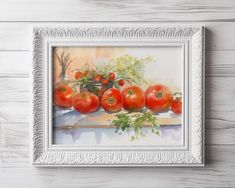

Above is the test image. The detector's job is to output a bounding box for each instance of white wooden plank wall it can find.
[0,1,235,187]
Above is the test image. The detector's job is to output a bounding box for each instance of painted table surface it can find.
[53,108,182,145]
[1,0,235,187]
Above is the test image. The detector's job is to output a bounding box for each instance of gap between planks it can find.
[1,50,235,77]
[1,22,235,51]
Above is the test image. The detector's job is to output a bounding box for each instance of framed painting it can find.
[32,24,205,166]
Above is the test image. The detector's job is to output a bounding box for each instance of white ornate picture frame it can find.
[32,24,204,166]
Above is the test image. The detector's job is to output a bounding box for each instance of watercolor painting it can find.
[52,46,183,146]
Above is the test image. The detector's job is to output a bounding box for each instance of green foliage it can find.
[107,54,153,87]
[111,111,160,141]
[70,54,154,91]
[91,54,154,87]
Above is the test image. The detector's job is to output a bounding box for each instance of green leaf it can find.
[111,111,160,141]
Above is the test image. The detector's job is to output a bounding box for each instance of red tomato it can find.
[72,91,100,114]
[101,79,109,85]
[118,79,125,86]
[108,72,115,81]
[171,92,182,114]
[74,71,85,80]
[93,74,103,82]
[101,88,123,112]
[145,84,173,113]
[75,71,88,80]
[122,85,145,111]
[53,83,75,108]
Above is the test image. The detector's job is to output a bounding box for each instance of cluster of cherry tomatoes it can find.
[75,71,125,87]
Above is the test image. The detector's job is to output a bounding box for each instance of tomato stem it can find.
[59,87,66,92]
[156,91,163,98]
[127,89,134,95]
[107,96,115,104]
[173,92,182,101]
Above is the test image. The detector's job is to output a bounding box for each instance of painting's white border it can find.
[32,24,204,166]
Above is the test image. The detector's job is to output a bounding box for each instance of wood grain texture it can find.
[2,22,235,51]
[0,78,30,102]
[0,146,234,187]
[0,23,31,50]
[206,51,235,77]
[0,51,31,76]
[1,50,235,77]
[1,0,235,22]
[0,0,235,186]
